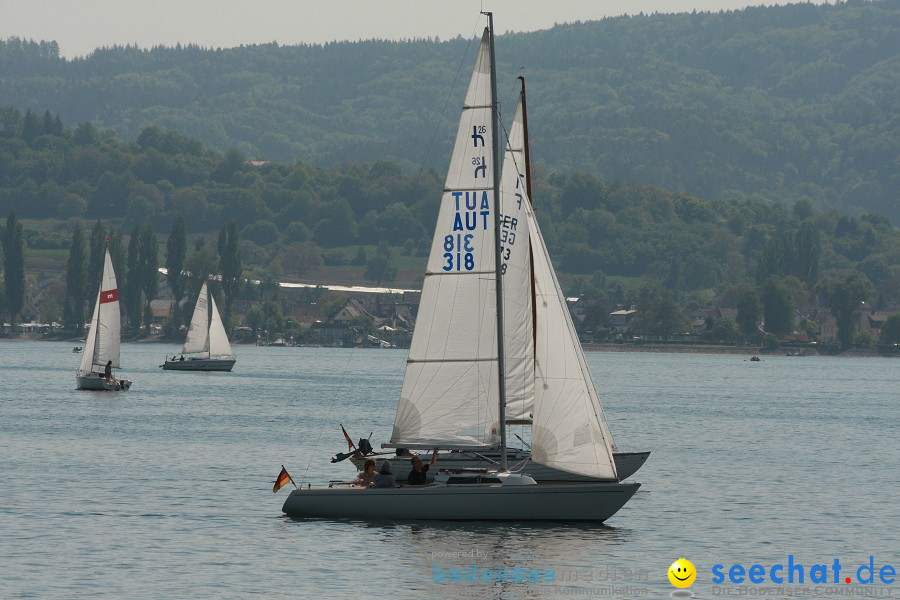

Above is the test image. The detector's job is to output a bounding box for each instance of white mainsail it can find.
[183,282,210,355]
[207,293,233,358]
[389,29,500,449]
[79,248,122,373]
[499,97,535,423]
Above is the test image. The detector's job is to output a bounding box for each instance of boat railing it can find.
[327,480,369,488]
[437,467,498,475]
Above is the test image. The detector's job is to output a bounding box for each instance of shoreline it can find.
[7,333,895,358]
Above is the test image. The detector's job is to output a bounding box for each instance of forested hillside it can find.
[0,111,898,324]
[1,1,898,220]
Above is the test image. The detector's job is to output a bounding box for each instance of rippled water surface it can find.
[2,341,898,598]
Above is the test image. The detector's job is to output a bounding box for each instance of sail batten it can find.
[423,269,496,277]
[407,357,498,364]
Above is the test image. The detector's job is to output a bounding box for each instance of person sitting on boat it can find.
[407,448,438,485]
[373,461,396,488]
[354,458,377,486]
[103,360,116,385]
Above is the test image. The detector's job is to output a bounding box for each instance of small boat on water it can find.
[750,355,761,362]
[281,15,640,522]
[76,246,131,391]
[161,281,236,371]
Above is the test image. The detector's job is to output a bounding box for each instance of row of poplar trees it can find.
[64,217,242,335]
[2,211,26,323]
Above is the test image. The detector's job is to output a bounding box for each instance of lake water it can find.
[1,341,898,599]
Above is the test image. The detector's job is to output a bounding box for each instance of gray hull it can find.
[161,358,236,371]
[282,482,640,521]
[76,372,132,391]
[351,450,649,483]
[611,451,651,480]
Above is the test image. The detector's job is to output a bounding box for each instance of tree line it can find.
[0,106,898,350]
[56,216,242,336]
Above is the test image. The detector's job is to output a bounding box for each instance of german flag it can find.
[341,424,355,452]
[273,466,293,493]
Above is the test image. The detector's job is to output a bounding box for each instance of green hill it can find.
[2,1,900,220]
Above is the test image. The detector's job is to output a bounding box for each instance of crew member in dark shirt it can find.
[407,448,438,485]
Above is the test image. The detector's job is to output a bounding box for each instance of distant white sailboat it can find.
[76,247,131,391]
[348,78,649,482]
[281,15,640,521]
[161,281,236,371]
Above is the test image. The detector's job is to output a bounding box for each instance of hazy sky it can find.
[4,0,823,59]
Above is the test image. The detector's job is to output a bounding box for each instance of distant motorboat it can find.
[750,355,761,362]
[72,346,82,353]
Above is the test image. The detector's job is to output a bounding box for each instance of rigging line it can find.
[413,13,484,180]
[302,345,358,475]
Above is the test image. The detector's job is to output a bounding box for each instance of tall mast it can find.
[205,282,212,358]
[518,75,533,202]
[484,12,508,471]
[518,75,539,379]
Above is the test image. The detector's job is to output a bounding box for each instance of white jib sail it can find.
[390,28,500,449]
[207,292,233,358]
[529,205,619,480]
[183,282,210,355]
[80,248,122,372]
[499,95,535,423]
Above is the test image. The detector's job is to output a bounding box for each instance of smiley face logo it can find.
[668,558,696,588]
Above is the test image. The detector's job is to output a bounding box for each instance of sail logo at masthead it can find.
[100,289,119,304]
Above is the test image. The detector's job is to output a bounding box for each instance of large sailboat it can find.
[281,15,640,521]
[161,281,236,371]
[346,79,649,483]
[76,247,132,391]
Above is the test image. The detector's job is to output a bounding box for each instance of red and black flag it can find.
[273,466,294,493]
[341,424,356,452]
